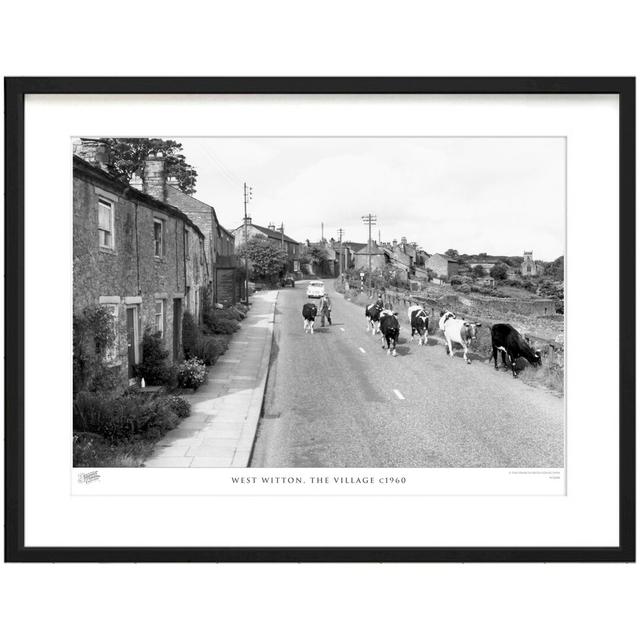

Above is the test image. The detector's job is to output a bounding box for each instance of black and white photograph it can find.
[72,135,566,471]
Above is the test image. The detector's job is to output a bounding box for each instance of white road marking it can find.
[358,347,366,354]
[393,389,405,400]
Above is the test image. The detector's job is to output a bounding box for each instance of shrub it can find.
[167,395,191,418]
[203,310,240,335]
[73,431,157,468]
[176,357,208,389]
[182,311,199,359]
[73,391,180,443]
[450,276,463,286]
[136,328,173,385]
[73,305,119,394]
[195,334,229,365]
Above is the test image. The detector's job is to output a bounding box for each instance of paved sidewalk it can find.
[145,290,278,468]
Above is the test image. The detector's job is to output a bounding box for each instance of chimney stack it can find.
[268,223,276,231]
[73,138,111,171]
[142,152,167,202]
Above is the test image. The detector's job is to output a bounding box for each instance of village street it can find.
[250,279,564,468]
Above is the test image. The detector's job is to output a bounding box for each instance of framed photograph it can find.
[5,77,635,562]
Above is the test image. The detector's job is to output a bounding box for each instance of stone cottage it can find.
[73,147,206,385]
[426,253,460,279]
[232,219,302,277]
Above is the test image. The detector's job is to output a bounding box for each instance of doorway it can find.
[173,297,183,361]
[126,306,139,381]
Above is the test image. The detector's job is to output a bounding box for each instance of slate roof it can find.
[235,222,299,245]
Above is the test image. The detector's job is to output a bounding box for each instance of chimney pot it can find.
[73,138,111,171]
[142,154,167,202]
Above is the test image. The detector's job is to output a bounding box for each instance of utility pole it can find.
[278,222,285,277]
[361,214,377,291]
[337,227,345,275]
[243,182,253,303]
[321,222,324,243]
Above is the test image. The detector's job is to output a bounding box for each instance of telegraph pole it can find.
[243,182,253,303]
[361,214,377,290]
[337,227,345,275]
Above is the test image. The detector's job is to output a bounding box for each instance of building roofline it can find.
[233,222,299,245]
[73,155,205,238]
[165,184,234,238]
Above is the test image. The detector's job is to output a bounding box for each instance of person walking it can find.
[319,293,332,326]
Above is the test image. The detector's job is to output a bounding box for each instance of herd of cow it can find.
[302,299,542,377]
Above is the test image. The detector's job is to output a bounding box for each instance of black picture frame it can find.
[4,77,635,563]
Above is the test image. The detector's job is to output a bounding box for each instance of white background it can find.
[1,1,638,639]
[26,94,609,547]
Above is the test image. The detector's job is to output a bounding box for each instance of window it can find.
[154,219,164,257]
[155,300,165,338]
[98,199,114,249]
[184,228,190,258]
[102,304,119,362]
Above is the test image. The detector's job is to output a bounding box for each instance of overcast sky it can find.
[175,137,565,261]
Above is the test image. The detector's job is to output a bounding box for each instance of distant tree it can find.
[472,265,486,278]
[490,263,509,280]
[479,252,488,257]
[444,249,459,259]
[544,256,565,281]
[237,237,288,281]
[105,138,198,195]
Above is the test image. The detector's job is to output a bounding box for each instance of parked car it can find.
[280,275,295,287]
[306,280,325,298]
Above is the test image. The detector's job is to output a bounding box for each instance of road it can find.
[250,279,564,468]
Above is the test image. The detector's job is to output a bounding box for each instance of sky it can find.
[175,137,565,261]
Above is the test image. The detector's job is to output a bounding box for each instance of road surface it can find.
[250,279,564,467]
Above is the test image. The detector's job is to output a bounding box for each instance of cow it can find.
[379,309,400,356]
[438,310,457,332]
[439,311,481,364]
[407,304,429,346]
[365,299,385,334]
[490,323,542,377]
[302,302,318,334]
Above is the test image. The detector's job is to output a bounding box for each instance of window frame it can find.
[153,217,165,258]
[184,227,190,259]
[154,299,165,338]
[101,303,119,363]
[98,198,115,250]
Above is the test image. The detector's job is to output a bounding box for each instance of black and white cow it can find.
[365,299,385,334]
[439,310,481,364]
[302,302,318,334]
[490,323,542,377]
[407,304,429,346]
[379,309,400,356]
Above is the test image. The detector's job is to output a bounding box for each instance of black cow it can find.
[407,304,429,346]
[365,299,385,334]
[302,303,318,334]
[379,310,400,356]
[490,323,541,377]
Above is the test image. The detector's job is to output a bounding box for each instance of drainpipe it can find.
[123,187,141,295]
